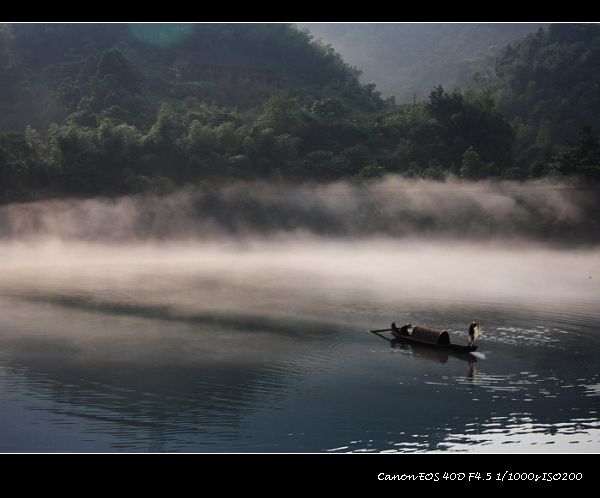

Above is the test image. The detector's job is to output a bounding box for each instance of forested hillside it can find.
[491,24,600,172]
[0,23,599,204]
[0,23,381,133]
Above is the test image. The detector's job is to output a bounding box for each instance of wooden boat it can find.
[372,324,477,353]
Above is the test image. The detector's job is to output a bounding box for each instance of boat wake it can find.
[469,351,487,360]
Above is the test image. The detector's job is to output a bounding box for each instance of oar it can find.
[369,329,393,342]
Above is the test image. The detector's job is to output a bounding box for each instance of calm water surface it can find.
[0,240,598,452]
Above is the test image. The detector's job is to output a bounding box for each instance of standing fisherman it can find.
[468,322,480,347]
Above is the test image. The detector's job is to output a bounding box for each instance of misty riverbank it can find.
[0,177,598,245]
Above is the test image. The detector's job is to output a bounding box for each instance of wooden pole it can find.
[369,329,393,343]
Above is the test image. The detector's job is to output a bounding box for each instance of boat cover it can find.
[411,326,451,345]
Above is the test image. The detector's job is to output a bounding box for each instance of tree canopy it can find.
[0,23,599,204]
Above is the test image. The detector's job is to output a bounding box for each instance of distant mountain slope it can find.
[299,23,546,101]
[0,23,377,133]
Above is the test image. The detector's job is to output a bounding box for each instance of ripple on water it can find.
[584,384,600,397]
[326,415,600,453]
[436,417,600,453]
[491,326,563,348]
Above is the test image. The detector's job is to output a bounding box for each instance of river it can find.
[0,238,598,452]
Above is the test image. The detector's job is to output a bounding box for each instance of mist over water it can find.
[1,177,598,243]
[0,177,599,452]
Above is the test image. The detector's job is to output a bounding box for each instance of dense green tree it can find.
[96,48,141,92]
[426,86,514,170]
[551,127,600,179]
[493,23,600,168]
[358,164,386,178]
[256,93,310,136]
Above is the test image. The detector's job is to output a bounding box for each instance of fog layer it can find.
[0,177,597,243]
[0,238,598,322]
[0,177,597,331]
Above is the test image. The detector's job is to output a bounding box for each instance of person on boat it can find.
[468,322,479,347]
[399,323,412,336]
[392,322,411,336]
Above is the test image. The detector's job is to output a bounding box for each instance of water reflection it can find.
[467,361,479,381]
[0,298,344,451]
[390,339,479,365]
[437,413,600,453]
